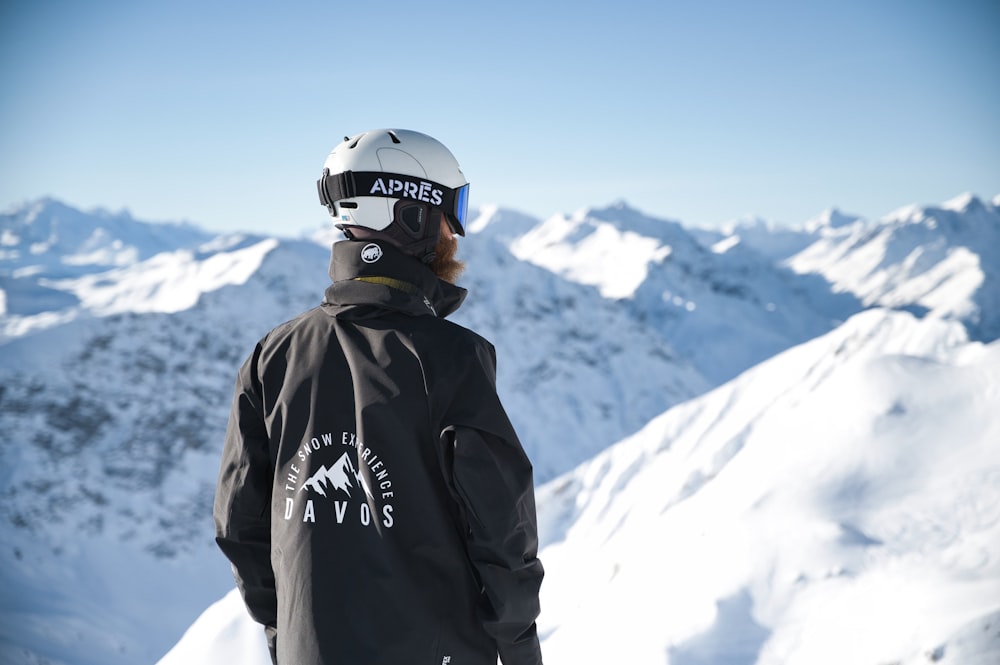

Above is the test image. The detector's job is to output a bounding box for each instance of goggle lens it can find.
[453,183,470,232]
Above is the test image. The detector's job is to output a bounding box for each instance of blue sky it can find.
[1,0,998,235]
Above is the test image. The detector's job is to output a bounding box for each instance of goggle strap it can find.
[318,170,466,217]
[317,168,358,206]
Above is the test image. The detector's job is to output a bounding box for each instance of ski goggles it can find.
[318,169,470,236]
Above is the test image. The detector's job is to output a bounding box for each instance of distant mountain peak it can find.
[590,199,639,216]
[577,200,682,229]
[941,192,983,213]
[719,215,774,233]
[804,207,864,232]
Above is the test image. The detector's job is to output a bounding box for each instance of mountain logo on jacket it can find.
[300,452,374,501]
[283,431,396,531]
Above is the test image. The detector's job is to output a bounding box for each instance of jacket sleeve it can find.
[443,340,544,665]
[213,344,278,660]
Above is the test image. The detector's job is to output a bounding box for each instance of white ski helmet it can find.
[317,129,469,261]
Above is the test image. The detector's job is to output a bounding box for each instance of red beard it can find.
[430,232,465,284]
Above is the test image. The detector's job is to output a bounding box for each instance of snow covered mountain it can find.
[1,193,998,665]
[706,193,1000,343]
[510,201,864,384]
[786,193,1000,343]
[0,198,215,339]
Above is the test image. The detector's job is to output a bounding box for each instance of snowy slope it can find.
[159,308,1000,665]
[156,591,271,665]
[536,308,1000,664]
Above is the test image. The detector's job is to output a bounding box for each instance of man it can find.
[214,129,544,665]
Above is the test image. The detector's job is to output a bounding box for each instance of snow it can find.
[0,533,234,665]
[709,234,740,254]
[2,193,999,665]
[535,309,1000,664]
[157,590,271,665]
[941,192,979,212]
[47,238,278,315]
[510,209,673,299]
[467,203,501,234]
[62,231,139,266]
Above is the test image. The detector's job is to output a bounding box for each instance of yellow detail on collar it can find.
[352,275,419,295]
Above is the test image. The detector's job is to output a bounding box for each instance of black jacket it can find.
[214,240,544,665]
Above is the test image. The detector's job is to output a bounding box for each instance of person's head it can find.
[317,129,469,280]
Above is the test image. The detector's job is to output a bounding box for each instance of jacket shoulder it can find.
[419,315,496,355]
[257,306,326,345]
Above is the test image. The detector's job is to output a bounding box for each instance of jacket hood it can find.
[323,240,467,319]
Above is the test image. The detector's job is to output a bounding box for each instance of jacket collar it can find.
[323,240,467,319]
